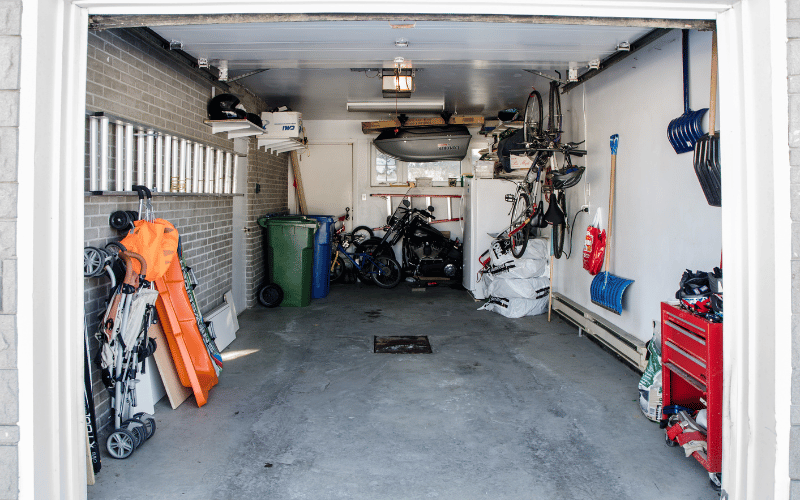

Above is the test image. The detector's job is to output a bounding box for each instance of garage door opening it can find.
[17,3,791,499]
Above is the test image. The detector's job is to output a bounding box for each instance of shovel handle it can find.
[709,31,718,137]
[606,135,619,274]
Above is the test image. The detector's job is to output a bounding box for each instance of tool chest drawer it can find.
[660,302,723,474]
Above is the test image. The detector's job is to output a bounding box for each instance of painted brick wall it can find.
[83,195,233,429]
[245,141,290,308]
[0,1,20,498]
[83,28,287,432]
[791,1,800,498]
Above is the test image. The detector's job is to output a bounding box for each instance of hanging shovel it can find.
[693,31,721,207]
[668,30,708,154]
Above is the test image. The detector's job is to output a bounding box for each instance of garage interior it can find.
[82,14,723,499]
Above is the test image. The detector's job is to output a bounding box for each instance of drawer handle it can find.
[665,311,706,336]
[665,320,706,346]
[666,340,707,369]
[664,361,707,392]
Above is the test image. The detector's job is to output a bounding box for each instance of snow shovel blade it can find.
[590,271,634,315]
[692,132,721,207]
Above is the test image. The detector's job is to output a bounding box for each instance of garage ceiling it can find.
[152,21,662,120]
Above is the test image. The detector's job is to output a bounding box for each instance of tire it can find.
[370,256,402,289]
[509,191,531,258]
[548,81,562,142]
[552,191,566,259]
[331,255,345,283]
[523,90,543,144]
[351,226,374,246]
[84,247,105,277]
[133,413,156,440]
[257,283,283,308]
[356,237,395,260]
[107,429,136,459]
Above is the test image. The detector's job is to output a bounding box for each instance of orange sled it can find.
[154,257,218,406]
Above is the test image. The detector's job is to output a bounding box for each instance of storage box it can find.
[260,111,303,138]
[474,160,495,178]
[510,154,533,170]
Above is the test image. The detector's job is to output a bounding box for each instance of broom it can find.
[590,134,634,314]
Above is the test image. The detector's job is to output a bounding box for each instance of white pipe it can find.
[155,134,163,192]
[145,129,154,190]
[193,143,201,193]
[136,127,145,186]
[215,149,223,194]
[99,116,109,191]
[163,135,172,193]
[89,116,98,191]
[232,155,239,195]
[124,124,134,191]
[224,152,232,194]
[171,137,179,193]
[115,122,124,192]
[205,146,213,194]
[179,139,187,193]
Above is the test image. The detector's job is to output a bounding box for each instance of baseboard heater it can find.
[551,292,647,372]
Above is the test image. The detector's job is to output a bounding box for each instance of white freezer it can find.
[462,177,516,299]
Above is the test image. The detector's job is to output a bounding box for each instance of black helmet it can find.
[497,109,519,122]
[208,94,241,120]
[246,113,263,128]
[552,166,585,190]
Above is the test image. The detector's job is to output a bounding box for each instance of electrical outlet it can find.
[362,193,367,201]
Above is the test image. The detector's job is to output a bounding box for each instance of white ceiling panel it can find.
[151,20,659,120]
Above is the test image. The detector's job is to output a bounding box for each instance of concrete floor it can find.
[89,283,718,500]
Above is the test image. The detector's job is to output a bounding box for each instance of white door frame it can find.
[17,1,790,499]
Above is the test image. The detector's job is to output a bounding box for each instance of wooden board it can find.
[149,320,192,409]
[361,115,483,133]
[290,150,307,215]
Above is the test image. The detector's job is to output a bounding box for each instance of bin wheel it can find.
[258,284,283,308]
[133,412,156,439]
[107,429,136,459]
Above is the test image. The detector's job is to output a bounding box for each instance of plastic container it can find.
[261,217,318,307]
[304,215,335,299]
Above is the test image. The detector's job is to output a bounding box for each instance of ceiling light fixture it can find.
[395,38,409,48]
[346,99,444,113]
[382,59,414,98]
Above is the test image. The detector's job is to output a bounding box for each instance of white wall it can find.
[555,29,722,342]
[300,120,482,241]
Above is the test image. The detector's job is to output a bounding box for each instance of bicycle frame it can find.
[333,242,393,279]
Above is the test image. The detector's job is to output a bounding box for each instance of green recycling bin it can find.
[263,217,319,307]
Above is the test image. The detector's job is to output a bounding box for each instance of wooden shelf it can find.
[204,119,265,139]
[257,136,306,154]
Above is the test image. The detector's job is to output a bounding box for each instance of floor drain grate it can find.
[374,336,433,354]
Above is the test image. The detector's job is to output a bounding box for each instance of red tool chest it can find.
[660,301,723,473]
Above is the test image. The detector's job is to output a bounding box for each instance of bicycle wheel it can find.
[523,90,543,144]
[509,190,531,258]
[552,191,567,259]
[356,237,395,260]
[548,81,562,142]
[331,255,346,282]
[370,256,402,289]
[351,226,374,246]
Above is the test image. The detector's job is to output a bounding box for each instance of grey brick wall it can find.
[245,142,289,309]
[791,1,800,497]
[84,195,234,430]
[0,1,20,498]
[84,28,287,432]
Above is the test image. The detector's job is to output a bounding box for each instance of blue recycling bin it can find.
[304,215,335,299]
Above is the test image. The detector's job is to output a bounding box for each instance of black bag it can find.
[497,129,526,173]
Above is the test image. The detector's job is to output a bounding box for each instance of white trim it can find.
[72,1,731,19]
[17,0,39,496]
[19,1,787,498]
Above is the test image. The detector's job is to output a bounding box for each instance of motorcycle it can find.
[360,192,463,281]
